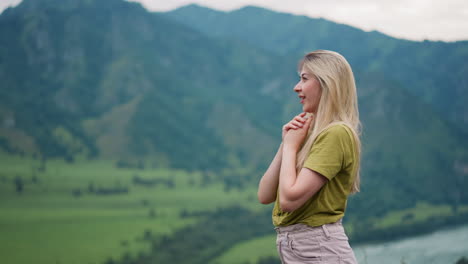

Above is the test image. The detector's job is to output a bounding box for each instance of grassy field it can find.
[373,202,468,229]
[211,234,278,264]
[210,202,468,264]
[2,153,467,264]
[0,153,261,264]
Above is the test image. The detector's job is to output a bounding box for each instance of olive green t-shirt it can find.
[272,124,358,227]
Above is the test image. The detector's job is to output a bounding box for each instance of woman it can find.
[257,50,361,264]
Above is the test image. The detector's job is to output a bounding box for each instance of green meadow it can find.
[211,234,278,264]
[0,153,261,264]
[2,152,467,264]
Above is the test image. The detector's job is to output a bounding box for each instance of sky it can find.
[1,0,467,42]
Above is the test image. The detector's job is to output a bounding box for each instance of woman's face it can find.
[294,69,322,113]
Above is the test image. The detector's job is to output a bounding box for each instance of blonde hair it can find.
[296,50,361,193]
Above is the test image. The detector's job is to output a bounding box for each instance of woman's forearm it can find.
[257,143,283,204]
[279,144,298,202]
[278,143,327,212]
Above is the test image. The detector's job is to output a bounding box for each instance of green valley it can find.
[0,0,467,263]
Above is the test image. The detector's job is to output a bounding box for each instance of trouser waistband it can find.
[274,219,343,235]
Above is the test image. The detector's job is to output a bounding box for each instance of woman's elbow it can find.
[279,198,297,212]
[258,197,273,205]
[257,193,275,204]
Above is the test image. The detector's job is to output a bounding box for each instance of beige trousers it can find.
[275,220,358,264]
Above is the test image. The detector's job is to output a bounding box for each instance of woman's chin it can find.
[302,106,313,113]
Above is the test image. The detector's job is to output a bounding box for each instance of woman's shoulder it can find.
[313,123,357,165]
[317,123,354,141]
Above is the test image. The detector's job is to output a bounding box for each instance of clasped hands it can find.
[282,112,313,151]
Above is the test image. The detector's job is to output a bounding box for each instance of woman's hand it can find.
[282,112,313,151]
[282,112,307,140]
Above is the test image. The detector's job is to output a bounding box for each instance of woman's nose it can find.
[294,83,301,92]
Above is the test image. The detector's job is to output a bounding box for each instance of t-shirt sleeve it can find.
[303,125,349,180]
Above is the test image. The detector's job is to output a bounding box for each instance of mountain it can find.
[163,4,468,209]
[0,0,467,235]
[165,5,468,131]
[351,72,468,218]
[0,0,294,170]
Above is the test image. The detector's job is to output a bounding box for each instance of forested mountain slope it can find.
[166,5,468,131]
[0,0,467,245]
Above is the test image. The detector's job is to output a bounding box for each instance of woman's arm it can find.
[257,112,309,205]
[257,143,283,204]
[278,115,327,212]
[279,144,327,212]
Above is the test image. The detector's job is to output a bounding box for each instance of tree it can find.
[14,175,23,194]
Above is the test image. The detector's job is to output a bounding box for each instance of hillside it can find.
[0,0,292,170]
[166,5,468,131]
[0,0,468,263]
[0,0,467,219]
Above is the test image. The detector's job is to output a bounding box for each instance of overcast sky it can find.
[1,0,467,41]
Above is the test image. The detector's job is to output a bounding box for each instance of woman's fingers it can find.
[283,123,296,131]
[295,112,307,121]
[285,121,303,130]
[283,113,309,139]
[293,116,307,123]
[291,120,304,127]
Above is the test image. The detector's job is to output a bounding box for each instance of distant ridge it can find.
[165,4,468,131]
[0,0,467,225]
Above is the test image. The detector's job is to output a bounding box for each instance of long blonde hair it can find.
[296,50,362,193]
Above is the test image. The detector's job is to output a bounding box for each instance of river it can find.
[354,224,468,264]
